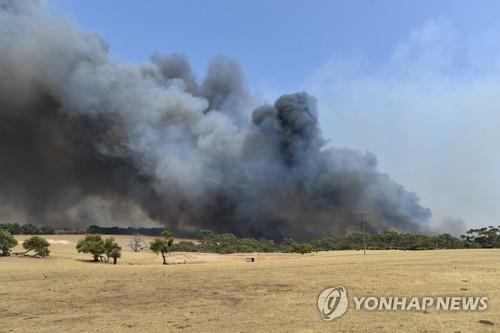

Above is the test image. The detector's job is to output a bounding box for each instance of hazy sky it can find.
[48,0,500,232]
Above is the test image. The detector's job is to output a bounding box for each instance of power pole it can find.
[352,210,367,255]
[361,212,366,255]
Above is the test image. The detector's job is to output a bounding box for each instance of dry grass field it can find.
[1,235,499,333]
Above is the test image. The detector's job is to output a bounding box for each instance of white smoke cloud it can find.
[307,18,500,231]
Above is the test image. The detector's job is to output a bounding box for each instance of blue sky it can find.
[48,0,500,232]
[49,0,500,91]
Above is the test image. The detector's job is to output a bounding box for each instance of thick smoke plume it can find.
[0,1,431,239]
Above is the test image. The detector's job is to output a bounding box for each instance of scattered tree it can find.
[129,233,147,252]
[109,246,121,265]
[22,236,50,257]
[0,229,17,256]
[103,237,122,264]
[150,230,174,264]
[76,234,105,262]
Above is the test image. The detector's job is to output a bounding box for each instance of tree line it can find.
[170,227,500,253]
[0,223,166,236]
[0,223,55,235]
[2,224,500,259]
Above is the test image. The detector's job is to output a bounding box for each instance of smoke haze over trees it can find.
[0,0,431,239]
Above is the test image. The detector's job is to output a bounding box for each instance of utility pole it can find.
[353,210,367,255]
[361,212,366,255]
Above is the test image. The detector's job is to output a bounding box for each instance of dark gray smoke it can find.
[0,1,431,239]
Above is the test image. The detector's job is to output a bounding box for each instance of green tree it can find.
[21,223,40,235]
[435,233,464,249]
[171,241,198,252]
[0,229,17,256]
[0,223,21,235]
[103,237,122,264]
[109,246,121,265]
[198,229,217,248]
[76,234,105,262]
[22,236,50,257]
[40,225,55,235]
[286,242,313,254]
[462,227,500,248]
[150,230,174,264]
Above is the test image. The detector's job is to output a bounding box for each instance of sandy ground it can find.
[1,235,499,332]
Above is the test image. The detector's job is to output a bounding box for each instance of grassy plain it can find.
[1,235,499,332]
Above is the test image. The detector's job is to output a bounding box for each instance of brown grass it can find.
[1,235,499,332]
